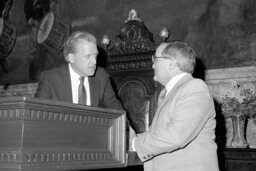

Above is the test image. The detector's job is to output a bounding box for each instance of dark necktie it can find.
[78,77,87,105]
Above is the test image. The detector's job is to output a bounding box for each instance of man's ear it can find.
[68,53,74,63]
[168,59,176,70]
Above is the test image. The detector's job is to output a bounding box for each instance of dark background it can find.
[1,0,256,85]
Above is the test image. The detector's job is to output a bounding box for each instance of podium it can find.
[0,97,126,171]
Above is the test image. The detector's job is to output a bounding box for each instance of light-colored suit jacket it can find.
[134,74,219,171]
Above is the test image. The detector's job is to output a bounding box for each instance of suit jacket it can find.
[35,64,123,110]
[134,74,219,171]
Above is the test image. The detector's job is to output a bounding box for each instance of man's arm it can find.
[102,77,123,110]
[35,72,52,99]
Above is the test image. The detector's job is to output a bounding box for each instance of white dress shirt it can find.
[69,64,91,105]
[165,72,188,97]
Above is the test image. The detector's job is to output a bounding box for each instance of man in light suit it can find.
[35,31,123,110]
[134,41,219,170]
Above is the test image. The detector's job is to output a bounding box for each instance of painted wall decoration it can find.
[1,0,256,85]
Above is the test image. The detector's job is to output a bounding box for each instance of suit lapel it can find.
[152,74,194,127]
[89,77,100,107]
[159,74,193,109]
[60,65,73,103]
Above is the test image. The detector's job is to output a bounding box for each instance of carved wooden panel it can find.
[107,10,157,135]
[108,10,155,56]
[117,76,153,133]
[0,96,126,171]
[107,52,158,134]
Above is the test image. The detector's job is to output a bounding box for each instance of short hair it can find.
[63,31,97,62]
[161,41,196,73]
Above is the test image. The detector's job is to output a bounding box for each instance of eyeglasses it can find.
[152,55,170,63]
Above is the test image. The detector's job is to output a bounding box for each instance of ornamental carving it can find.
[26,151,112,163]
[109,9,155,55]
[0,18,16,62]
[107,54,152,72]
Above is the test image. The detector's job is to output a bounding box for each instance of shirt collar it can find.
[68,64,81,82]
[165,72,188,95]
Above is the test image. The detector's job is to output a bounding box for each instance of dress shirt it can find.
[69,64,91,105]
[165,72,188,97]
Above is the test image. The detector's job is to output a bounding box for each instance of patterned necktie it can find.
[158,88,167,104]
[78,77,87,105]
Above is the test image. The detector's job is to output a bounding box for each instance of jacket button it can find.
[143,156,147,159]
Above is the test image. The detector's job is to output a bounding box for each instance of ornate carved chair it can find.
[106,9,160,137]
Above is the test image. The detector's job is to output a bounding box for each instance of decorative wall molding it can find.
[205,66,256,84]
[205,66,256,102]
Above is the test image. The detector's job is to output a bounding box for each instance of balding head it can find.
[162,41,196,73]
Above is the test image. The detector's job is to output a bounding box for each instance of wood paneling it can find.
[224,148,256,171]
[0,96,126,171]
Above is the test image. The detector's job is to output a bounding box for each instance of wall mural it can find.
[186,0,256,69]
[24,0,68,81]
[1,0,256,85]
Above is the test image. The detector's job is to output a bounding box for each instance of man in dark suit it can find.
[35,31,123,110]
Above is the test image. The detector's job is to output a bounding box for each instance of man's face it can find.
[69,40,98,76]
[152,44,171,86]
